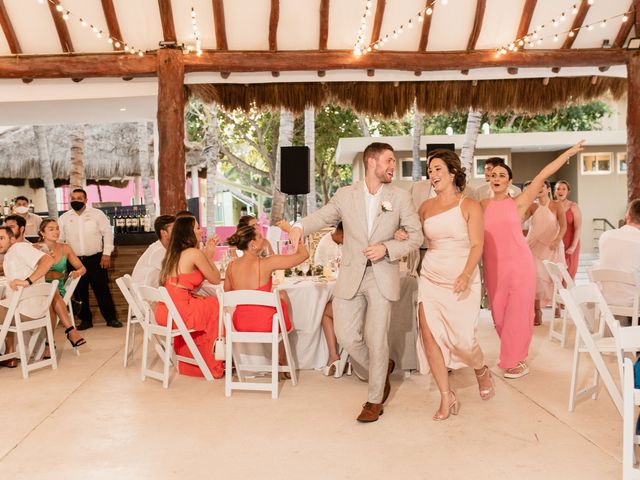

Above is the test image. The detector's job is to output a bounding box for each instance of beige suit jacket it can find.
[301,181,423,302]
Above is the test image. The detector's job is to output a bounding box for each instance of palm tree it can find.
[411,98,423,181]
[33,126,58,218]
[460,108,483,174]
[270,108,293,223]
[69,125,85,189]
[137,122,156,220]
[304,106,317,215]
[203,103,221,229]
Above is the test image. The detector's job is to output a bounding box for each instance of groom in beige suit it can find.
[289,142,423,422]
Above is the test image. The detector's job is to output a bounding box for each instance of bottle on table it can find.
[124,209,132,234]
[28,199,35,214]
[130,207,140,233]
[2,198,9,216]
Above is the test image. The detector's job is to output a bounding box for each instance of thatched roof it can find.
[187,77,627,117]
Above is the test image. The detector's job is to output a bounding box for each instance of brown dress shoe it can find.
[357,402,384,423]
[382,359,395,403]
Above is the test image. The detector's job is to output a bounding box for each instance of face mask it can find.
[14,206,28,214]
[70,201,85,211]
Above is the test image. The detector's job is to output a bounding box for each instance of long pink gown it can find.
[526,202,565,306]
[563,203,580,279]
[416,199,485,373]
[483,197,535,370]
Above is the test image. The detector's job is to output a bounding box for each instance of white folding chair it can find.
[0,281,59,379]
[560,284,624,414]
[623,357,640,479]
[135,285,214,388]
[61,275,81,328]
[116,275,146,368]
[221,288,297,399]
[543,260,576,347]
[589,268,640,327]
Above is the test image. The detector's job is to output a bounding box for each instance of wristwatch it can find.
[26,277,32,285]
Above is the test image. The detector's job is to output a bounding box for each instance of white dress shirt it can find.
[598,225,640,307]
[58,206,114,256]
[474,182,522,201]
[131,240,166,288]
[313,233,342,267]
[364,183,383,237]
[1,243,48,318]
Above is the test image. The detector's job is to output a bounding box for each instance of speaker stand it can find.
[293,194,299,221]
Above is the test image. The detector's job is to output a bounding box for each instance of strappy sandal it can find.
[475,365,495,401]
[65,326,86,348]
[43,341,52,360]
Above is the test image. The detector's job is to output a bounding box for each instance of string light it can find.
[34,0,141,56]
[188,7,203,56]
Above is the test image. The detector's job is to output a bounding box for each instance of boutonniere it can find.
[381,201,393,213]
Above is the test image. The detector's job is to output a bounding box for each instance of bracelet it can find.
[26,277,32,285]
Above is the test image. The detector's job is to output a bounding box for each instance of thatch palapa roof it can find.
[187,77,627,117]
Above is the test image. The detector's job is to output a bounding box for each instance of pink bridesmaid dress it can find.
[562,204,580,279]
[483,198,535,370]
[526,203,566,306]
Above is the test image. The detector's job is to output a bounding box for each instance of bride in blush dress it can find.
[416,149,493,422]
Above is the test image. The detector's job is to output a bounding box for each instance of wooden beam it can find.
[100,0,123,50]
[0,0,21,54]
[636,0,640,40]
[466,0,486,51]
[562,0,591,50]
[269,0,279,51]
[370,0,386,45]
[627,51,640,201]
[212,0,228,50]
[614,1,637,48]
[418,1,434,51]
[0,49,628,79]
[47,1,74,53]
[510,0,537,75]
[157,48,186,213]
[319,0,329,50]
[157,0,176,42]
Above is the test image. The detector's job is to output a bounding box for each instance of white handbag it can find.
[214,309,226,361]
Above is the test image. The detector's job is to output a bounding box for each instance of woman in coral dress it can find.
[224,224,309,369]
[554,180,582,279]
[525,181,567,325]
[481,142,584,379]
[155,216,224,379]
[416,149,493,422]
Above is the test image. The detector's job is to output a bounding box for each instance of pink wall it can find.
[61,181,158,209]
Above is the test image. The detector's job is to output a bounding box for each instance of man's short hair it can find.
[15,195,28,204]
[4,214,26,230]
[175,210,195,219]
[362,142,394,171]
[154,215,175,239]
[485,157,506,168]
[72,188,87,199]
[0,225,15,238]
[628,199,640,224]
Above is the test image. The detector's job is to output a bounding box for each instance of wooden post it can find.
[157,48,186,213]
[628,51,640,202]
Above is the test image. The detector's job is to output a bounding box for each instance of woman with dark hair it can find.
[525,181,567,325]
[481,142,583,379]
[554,180,582,279]
[155,216,223,378]
[225,224,308,370]
[416,149,492,421]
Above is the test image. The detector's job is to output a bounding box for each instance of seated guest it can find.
[13,196,42,237]
[232,215,274,257]
[4,215,30,243]
[313,222,344,267]
[131,215,175,288]
[225,225,308,371]
[155,216,223,378]
[36,219,87,298]
[598,199,640,308]
[0,226,85,366]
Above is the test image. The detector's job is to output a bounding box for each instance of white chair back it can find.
[543,260,575,346]
[623,358,640,479]
[116,275,148,367]
[589,267,640,326]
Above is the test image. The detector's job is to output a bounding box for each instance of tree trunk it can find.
[460,108,483,176]
[270,108,293,223]
[357,114,370,136]
[33,126,58,218]
[304,106,317,214]
[203,103,221,229]
[411,98,423,181]
[138,122,156,220]
[69,125,85,189]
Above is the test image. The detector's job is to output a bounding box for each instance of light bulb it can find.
[80,19,87,27]
[553,35,558,42]
[623,14,629,22]
[572,5,578,14]
[587,24,593,30]
[426,7,433,15]
[62,12,69,20]
[600,20,606,28]
[114,41,121,48]
[55,4,63,12]
[568,31,575,37]
[407,20,413,28]
[418,13,424,22]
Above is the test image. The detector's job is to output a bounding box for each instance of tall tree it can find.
[137,122,156,220]
[203,103,221,229]
[411,98,423,181]
[304,106,317,214]
[33,126,58,218]
[460,108,483,175]
[270,108,293,223]
[69,125,85,189]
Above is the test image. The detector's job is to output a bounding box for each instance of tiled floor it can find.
[0,310,622,479]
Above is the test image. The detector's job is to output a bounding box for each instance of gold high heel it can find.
[433,390,459,421]
[475,365,495,401]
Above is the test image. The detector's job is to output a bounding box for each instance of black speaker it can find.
[280,146,310,195]
[427,143,456,155]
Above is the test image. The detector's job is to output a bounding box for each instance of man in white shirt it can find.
[58,188,121,330]
[13,196,42,238]
[474,157,522,200]
[598,199,640,308]
[131,215,175,288]
[313,222,343,267]
[4,215,30,243]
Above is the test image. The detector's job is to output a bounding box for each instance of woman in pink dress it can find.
[481,142,584,379]
[155,216,224,379]
[554,181,582,279]
[525,181,566,325]
[416,150,493,421]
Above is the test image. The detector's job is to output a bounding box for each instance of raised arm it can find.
[263,242,309,271]
[515,141,584,216]
[192,240,221,285]
[289,189,344,249]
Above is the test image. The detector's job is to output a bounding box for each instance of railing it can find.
[592,217,617,252]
